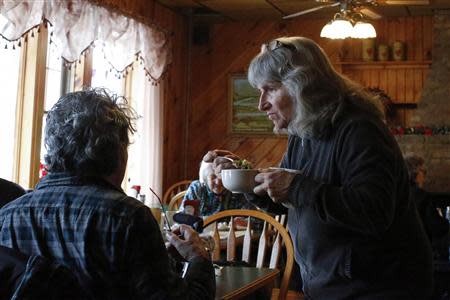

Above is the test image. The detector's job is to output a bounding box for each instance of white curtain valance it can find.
[0,0,171,82]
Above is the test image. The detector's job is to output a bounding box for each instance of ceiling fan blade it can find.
[383,0,429,4]
[283,2,340,19]
[359,7,382,19]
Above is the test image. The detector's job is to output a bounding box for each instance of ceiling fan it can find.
[282,0,430,20]
[283,0,381,20]
[282,0,429,39]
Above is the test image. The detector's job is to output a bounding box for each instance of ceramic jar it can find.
[377,44,389,61]
[362,39,375,61]
[392,41,405,61]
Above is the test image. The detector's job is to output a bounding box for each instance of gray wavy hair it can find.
[44,88,137,176]
[248,36,384,138]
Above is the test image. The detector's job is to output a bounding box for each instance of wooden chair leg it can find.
[271,288,305,300]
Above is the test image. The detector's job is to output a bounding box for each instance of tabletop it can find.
[215,266,280,300]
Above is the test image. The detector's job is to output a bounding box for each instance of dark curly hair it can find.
[44,88,137,176]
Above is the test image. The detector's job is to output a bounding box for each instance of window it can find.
[0,29,162,193]
[0,34,21,181]
[39,41,66,170]
[126,65,164,200]
[91,44,124,96]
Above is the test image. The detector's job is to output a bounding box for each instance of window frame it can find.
[11,25,93,189]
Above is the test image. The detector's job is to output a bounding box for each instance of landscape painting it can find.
[228,74,274,135]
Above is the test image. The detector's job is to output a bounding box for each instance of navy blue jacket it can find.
[248,113,432,300]
[0,173,215,300]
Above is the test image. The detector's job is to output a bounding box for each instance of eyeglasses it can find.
[266,40,297,52]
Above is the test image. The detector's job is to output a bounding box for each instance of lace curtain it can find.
[0,0,171,82]
[127,69,164,205]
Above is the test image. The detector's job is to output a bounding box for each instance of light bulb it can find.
[320,22,333,38]
[351,22,377,39]
[328,19,353,39]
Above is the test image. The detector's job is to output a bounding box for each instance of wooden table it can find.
[215,266,280,300]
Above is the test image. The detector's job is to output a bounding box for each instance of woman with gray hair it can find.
[214,37,432,299]
[182,153,252,217]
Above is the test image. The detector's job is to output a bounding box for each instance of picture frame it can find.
[227,73,275,135]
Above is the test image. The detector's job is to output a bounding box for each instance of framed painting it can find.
[228,74,275,135]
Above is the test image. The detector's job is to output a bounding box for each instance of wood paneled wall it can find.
[92,1,433,190]
[94,0,189,191]
[185,16,433,181]
[338,17,433,125]
[187,19,339,180]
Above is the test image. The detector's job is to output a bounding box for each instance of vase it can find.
[362,39,375,61]
[378,44,389,61]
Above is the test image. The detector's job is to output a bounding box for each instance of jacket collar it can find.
[36,172,123,193]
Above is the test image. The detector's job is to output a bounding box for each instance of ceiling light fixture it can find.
[351,21,377,38]
[321,12,377,40]
[320,22,333,38]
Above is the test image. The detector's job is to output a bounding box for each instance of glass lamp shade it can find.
[328,19,353,39]
[320,22,333,38]
[351,22,377,39]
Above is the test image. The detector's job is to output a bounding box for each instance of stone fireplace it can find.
[396,10,450,192]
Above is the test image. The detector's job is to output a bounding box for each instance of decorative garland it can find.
[390,126,450,136]
[365,88,450,136]
[1,23,161,85]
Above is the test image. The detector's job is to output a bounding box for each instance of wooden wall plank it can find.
[387,69,397,102]
[184,15,432,185]
[422,16,433,60]
[396,69,406,103]
[405,68,414,102]
[369,69,379,88]
[405,17,415,60]
[414,17,424,61]
[414,69,423,102]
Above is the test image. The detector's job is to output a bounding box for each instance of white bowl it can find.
[221,169,259,193]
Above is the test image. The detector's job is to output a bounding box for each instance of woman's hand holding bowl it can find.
[254,168,298,204]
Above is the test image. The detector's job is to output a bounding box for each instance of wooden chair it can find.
[167,190,187,211]
[203,209,296,300]
[162,180,192,205]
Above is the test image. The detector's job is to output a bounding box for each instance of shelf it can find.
[391,103,418,109]
[335,60,432,70]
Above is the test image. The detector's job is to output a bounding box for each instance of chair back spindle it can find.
[226,217,236,261]
[203,209,295,300]
[256,221,268,268]
[241,217,252,264]
[162,180,192,204]
[269,230,282,269]
[167,191,187,211]
[212,223,221,261]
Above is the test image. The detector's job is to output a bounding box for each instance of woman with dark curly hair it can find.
[0,89,215,300]
[43,89,136,184]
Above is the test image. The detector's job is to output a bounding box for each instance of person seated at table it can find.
[0,178,26,208]
[0,89,215,300]
[181,152,254,218]
[404,155,449,242]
